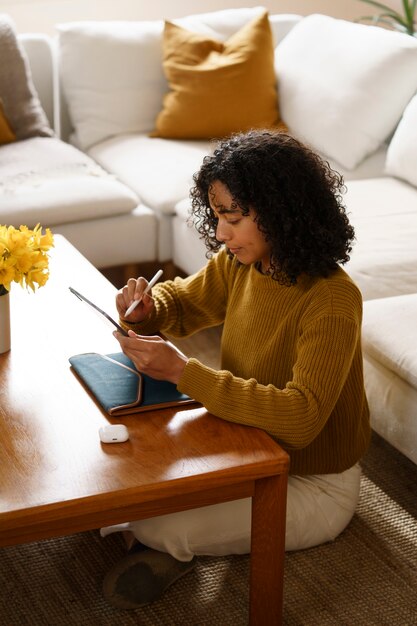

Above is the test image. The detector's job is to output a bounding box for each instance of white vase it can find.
[0,291,11,354]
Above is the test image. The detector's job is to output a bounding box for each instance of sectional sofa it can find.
[1,7,417,464]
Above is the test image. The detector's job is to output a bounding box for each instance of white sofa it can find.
[3,8,417,464]
[55,10,307,271]
[54,9,408,277]
[1,23,157,270]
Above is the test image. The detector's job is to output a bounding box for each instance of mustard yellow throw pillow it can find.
[0,98,16,144]
[153,11,283,139]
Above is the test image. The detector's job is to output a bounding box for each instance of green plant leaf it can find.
[378,11,409,27]
[356,14,406,30]
[358,0,416,34]
[405,0,417,32]
[402,0,413,23]
[358,0,405,21]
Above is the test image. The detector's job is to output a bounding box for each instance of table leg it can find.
[249,473,288,626]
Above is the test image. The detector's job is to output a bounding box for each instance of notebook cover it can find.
[69,352,197,415]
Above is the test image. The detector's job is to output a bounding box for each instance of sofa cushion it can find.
[343,177,417,301]
[58,7,269,150]
[58,18,165,151]
[173,197,213,275]
[362,293,417,390]
[363,351,417,465]
[326,145,387,181]
[0,14,53,140]
[177,6,274,40]
[274,14,417,170]
[88,133,211,215]
[153,11,281,139]
[385,93,417,188]
[56,206,157,268]
[0,98,15,144]
[0,137,138,227]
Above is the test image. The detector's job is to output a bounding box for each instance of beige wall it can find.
[0,0,404,34]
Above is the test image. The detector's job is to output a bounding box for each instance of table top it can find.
[0,236,288,544]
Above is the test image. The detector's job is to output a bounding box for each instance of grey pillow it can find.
[0,14,54,139]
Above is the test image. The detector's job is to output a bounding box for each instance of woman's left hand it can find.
[113,329,188,384]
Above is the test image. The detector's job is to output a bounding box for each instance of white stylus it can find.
[124,269,163,317]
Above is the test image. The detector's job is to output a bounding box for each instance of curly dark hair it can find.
[190,130,354,284]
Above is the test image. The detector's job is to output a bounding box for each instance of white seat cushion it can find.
[0,137,138,227]
[363,293,417,390]
[88,133,211,215]
[343,177,417,300]
[363,353,417,465]
[56,206,157,268]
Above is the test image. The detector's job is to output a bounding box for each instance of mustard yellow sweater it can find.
[124,249,371,475]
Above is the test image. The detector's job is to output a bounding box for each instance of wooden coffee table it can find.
[0,235,289,625]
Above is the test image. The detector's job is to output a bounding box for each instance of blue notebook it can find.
[69,352,197,416]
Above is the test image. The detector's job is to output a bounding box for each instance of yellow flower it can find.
[0,224,54,293]
[15,251,34,274]
[0,266,15,290]
[33,224,54,251]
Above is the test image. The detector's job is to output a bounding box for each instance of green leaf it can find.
[402,0,412,23]
[358,0,416,34]
[358,0,405,21]
[356,15,403,29]
[377,11,409,28]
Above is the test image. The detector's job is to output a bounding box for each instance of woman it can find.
[101,130,370,609]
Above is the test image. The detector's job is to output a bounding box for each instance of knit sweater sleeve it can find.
[121,251,230,337]
[177,313,360,450]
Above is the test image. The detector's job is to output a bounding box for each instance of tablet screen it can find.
[69,287,129,336]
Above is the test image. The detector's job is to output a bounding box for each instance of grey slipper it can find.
[103,548,196,609]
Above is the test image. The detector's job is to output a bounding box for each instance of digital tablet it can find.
[69,286,129,336]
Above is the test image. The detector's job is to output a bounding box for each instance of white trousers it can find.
[101,464,361,562]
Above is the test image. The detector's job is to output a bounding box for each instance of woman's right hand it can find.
[116,277,155,323]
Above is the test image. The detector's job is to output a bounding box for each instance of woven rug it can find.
[1,431,416,626]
